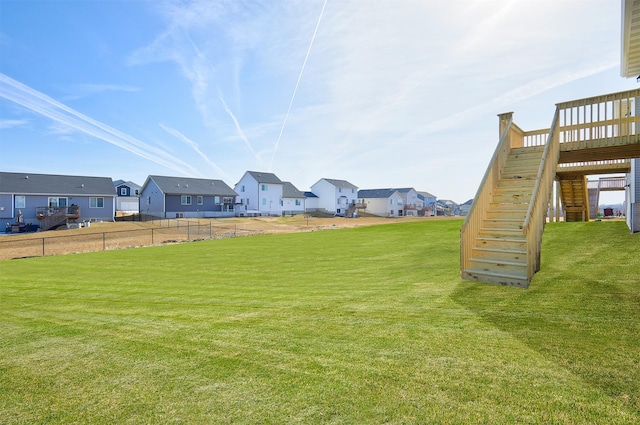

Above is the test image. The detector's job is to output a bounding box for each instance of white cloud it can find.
[0,118,28,129]
[0,73,201,177]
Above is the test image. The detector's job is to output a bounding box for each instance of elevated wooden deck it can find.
[461,89,639,288]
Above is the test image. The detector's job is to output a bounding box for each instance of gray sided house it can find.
[0,172,116,231]
[113,179,141,213]
[140,175,238,219]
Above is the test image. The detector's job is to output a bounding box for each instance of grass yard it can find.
[0,220,638,424]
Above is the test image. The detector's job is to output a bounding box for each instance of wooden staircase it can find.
[461,146,544,288]
[559,176,589,222]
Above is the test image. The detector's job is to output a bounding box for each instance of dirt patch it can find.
[0,216,457,260]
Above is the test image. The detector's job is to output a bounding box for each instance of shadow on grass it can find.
[452,221,640,416]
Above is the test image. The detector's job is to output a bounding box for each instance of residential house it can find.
[627,158,639,232]
[438,199,459,216]
[459,199,473,216]
[281,182,306,215]
[357,189,404,217]
[304,191,319,211]
[113,179,141,214]
[140,175,237,218]
[368,188,420,216]
[0,171,116,231]
[235,171,284,216]
[310,178,358,216]
[417,191,437,216]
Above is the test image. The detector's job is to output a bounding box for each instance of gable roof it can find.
[317,178,358,189]
[282,182,305,198]
[0,172,115,196]
[146,175,237,196]
[358,189,399,198]
[417,191,437,199]
[380,187,416,194]
[245,171,282,184]
[114,180,141,190]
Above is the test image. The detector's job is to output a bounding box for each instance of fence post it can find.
[188,222,190,240]
[210,223,212,239]
[103,233,106,251]
[152,228,154,244]
[42,238,45,257]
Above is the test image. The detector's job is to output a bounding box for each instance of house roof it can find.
[380,187,415,194]
[358,189,398,198]
[245,171,283,184]
[417,191,436,199]
[146,175,237,196]
[282,182,305,198]
[0,172,115,196]
[317,178,358,189]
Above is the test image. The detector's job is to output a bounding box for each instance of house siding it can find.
[140,179,165,217]
[0,194,13,219]
[311,179,357,215]
[0,193,114,224]
[234,173,283,216]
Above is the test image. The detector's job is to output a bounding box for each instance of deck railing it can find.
[518,88,640,148]
[522,108,560,277]
[556,89,640,144]
[460,113,522,273]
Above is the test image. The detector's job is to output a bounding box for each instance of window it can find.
[15,195,25,209]
[135,190,139,195]
[181,195,191,205]
[197,196,203,205]
[147,196,151,205]
[262,198,267,205]
[223,197,234,204]
[241,185,245,192]
[338,188,342,193]
[295,199,301,206]
[48,197,68,207]
[90,197,104,208]
[280,199,283,206]
[214,196,220,204]
[120,187,127,196]
[389,199,393,205]
[352,189,355,193]
[261,184,268,191]
[397,199,403,205]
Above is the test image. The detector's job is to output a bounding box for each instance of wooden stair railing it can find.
[461,109,560,288]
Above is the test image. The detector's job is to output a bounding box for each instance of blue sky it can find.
[0,0,633,203]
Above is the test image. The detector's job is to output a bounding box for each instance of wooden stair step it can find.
[461,269,529,288]
[468,257,527,275]
[482,218,524,230]
[472,246,526,262]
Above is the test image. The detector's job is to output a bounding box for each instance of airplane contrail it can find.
[269,0,328,171]
[0,73,202,177]
[159,123,233,181]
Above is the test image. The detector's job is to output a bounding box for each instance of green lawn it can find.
[1,220,638,424]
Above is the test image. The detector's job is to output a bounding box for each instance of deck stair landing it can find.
[462,146,544,288]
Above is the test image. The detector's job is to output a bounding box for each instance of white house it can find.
[281,181,306,215]
[310,178,358,216]
[235,171,284,216]
[357,189,405,217]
